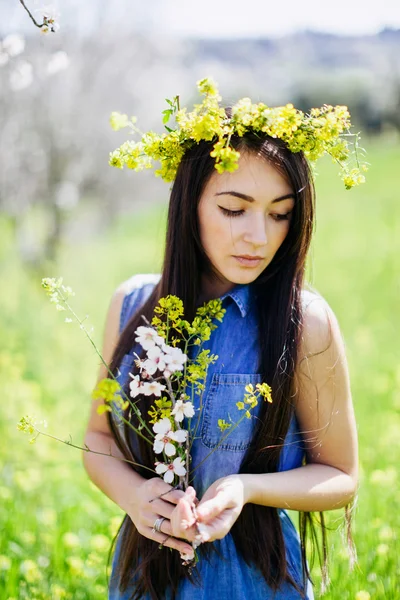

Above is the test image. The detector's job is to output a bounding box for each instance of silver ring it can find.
[152,517,166,534]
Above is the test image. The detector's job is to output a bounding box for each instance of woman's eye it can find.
[271,212,292,221]
[218,206,244,218]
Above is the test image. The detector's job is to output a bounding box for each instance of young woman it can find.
[83,128,359,599]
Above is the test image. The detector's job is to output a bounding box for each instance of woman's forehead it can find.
[203,153,293,202]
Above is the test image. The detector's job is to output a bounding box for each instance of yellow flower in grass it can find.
[378,525,394,541]
[50,584,67,599]
[62,532,80,549]
[0,555,11,570]
[20,531,35,545]
[109,516,122,537]
[66,556,85,577]
[355,592,370,600]
[20,559,42,583]
[376,543,389,556]
[90,533,110,552]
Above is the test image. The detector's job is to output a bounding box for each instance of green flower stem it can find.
[111,402,153,446]
[57,290,151,439]
[30,426,156,474]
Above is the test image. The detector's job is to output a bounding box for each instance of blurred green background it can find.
[1,2,400,598]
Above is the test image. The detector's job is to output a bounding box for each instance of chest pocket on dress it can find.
[201,373,263,451]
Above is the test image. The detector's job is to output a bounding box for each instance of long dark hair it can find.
[106,130,353,599]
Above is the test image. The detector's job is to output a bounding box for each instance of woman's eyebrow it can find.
[215,191,295,203]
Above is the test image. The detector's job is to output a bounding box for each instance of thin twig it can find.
[19,0,44,28]
[32,427,157,474]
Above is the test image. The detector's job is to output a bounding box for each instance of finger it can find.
[151,488,187,505]
[149,487,198,520]
[180,487,197,524]
[156,516,197,543]
[170,495,198,541]
[143,512,194,543]
[149,499,177,520]
[196,508,236,542]
[196,493,230,523]
[145,527,194,557]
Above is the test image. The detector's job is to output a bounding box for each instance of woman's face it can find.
[198,151,295,299]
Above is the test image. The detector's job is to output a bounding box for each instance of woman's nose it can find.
[243,215,268,246]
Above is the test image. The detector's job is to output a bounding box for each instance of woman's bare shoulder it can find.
[300,286,341,357]
[116,272,161,297]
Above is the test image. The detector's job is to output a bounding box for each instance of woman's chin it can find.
[223,267,264,285]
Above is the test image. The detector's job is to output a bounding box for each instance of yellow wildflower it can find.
[218,419,232,432]
[355,592,370,600]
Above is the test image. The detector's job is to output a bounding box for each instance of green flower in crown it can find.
[109,77,367,190]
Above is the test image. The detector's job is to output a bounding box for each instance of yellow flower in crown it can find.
[109,77,367,189]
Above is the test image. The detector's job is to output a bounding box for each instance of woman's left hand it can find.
[195,475,247,542]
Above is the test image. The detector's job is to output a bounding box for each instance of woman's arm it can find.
[241,294,358,510]
[192,296,359,539]
[82,283,195,557]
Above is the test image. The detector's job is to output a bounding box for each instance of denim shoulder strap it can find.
[119,273,161,335]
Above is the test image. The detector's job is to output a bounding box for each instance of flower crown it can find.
[109,77,367,189]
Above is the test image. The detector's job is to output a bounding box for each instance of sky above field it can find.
[1,0,400,38]
[157,0,400,38]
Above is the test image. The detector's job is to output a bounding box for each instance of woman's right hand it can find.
[127,477,196,557]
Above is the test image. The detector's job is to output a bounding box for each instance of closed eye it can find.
[218,206,244,218]
[271,212,292,221]
[219,206,292,221]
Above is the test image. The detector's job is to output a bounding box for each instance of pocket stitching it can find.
[201,372,262,452]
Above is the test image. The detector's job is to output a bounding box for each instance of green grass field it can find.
[0,138,399,599]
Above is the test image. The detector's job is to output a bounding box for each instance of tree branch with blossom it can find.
[18,0,60,33]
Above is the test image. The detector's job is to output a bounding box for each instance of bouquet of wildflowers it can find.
[18,278,273,564]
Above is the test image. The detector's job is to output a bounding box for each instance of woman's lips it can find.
[233,256,264,267]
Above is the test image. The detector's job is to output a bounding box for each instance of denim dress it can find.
[108,274,315,600]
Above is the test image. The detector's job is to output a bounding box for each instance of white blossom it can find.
[171,429,188,443]
[128,373,142,398]
[135,326,164,351]
[163,346,187,373]
[171,400,195,423]
[36,5,60,34]
[142,345,167,375]
[153,418,188,456]
[141,381,166,397]
[155,457,186,484]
